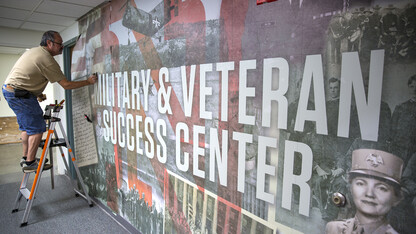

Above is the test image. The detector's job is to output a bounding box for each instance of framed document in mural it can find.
[72,80,98,167]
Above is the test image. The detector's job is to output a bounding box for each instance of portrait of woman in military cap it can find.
[326,149,404,234]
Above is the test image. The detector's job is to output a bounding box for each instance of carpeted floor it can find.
[0,143,132,233]
[0,174,130,233]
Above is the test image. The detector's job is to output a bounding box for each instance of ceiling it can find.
[0,0,107,32]
[0,0,107,54]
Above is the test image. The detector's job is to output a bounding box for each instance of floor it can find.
[0,142,132,233]
[0,143,45,185]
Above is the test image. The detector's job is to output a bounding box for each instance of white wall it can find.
[52,22,80,116]
[0,53,21,117]
[52,22,80,175]
[53,22,80,102]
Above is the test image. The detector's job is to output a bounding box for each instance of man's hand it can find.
[37,93,47,102]
[87,73,98,84]
[59,73,98,90]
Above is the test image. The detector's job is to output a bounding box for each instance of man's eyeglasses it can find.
[51,40,63,46]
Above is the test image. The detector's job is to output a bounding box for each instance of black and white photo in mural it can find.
[260,2,416,234]
[71,0,416,233]
[326,149,404,234]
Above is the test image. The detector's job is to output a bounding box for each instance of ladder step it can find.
[20,188,30,199]
[39,138,67,148]
[22,164,53,173]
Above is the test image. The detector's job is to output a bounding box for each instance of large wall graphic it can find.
[70,0,416,233]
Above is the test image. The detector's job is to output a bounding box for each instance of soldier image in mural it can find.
[290,76,359,222]
[164,172,275,234]
[81,147,114,202]
[320,5,416,234]
[387,74,416,234]
[117,185,163,233]
[397,5,416,61]
[391,75,416,164]
[402,152,416,221]
[326,149,404,234]
[326,77,341,137]
[327,4,416,64]
[269,2,416,233]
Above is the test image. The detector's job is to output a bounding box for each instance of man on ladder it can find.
[2,30,97,172]
[1,30,97,226]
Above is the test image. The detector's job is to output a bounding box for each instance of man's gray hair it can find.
[40,30,58,46]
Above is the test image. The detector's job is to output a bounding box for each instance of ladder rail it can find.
[29,128,54,200]
[20,111,58,225]
[57,120,92,205]
[11,174,30,213]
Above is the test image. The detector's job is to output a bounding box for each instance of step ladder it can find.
[11,100,93,227]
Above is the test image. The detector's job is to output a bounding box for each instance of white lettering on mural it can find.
[156,118,167,164]
[131,70,140,110]
[158,67,172,115]
[232,131,253,193]
[209,128,228,186]
[200,63,213,120]
[295,54,328,135]
[261,57,289,129]
[338,50,384,141]
[126,113,134,151]
[282,140,313,217]
[175,122,189,172]
[181,65,196,117]
[135,115,143,155]
[256,136,277,204]
[95,50,385,216]
[193,125,205,178]
[216,61,234,121]
[144,116,155,158]
[116,72,122,108]
[238,59,256,125]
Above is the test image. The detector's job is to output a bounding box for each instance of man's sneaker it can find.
[22,161,53,173]
[20,157,48,167]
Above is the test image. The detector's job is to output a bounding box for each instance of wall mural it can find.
[70,0,416,233]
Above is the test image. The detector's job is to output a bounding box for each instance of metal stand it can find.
[11,100,93,227]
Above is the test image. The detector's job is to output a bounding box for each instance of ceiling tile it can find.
[0,18,23,29]
[0,0,41,11]
[0,1,107,36]
[0,7,31,21]
[29,12,76,26]
[21,21,66,32]
[36,0,93,18]
[58,0,108,8]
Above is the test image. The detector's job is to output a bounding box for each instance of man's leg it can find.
[26,133,42,161]
[22,131,28,157]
